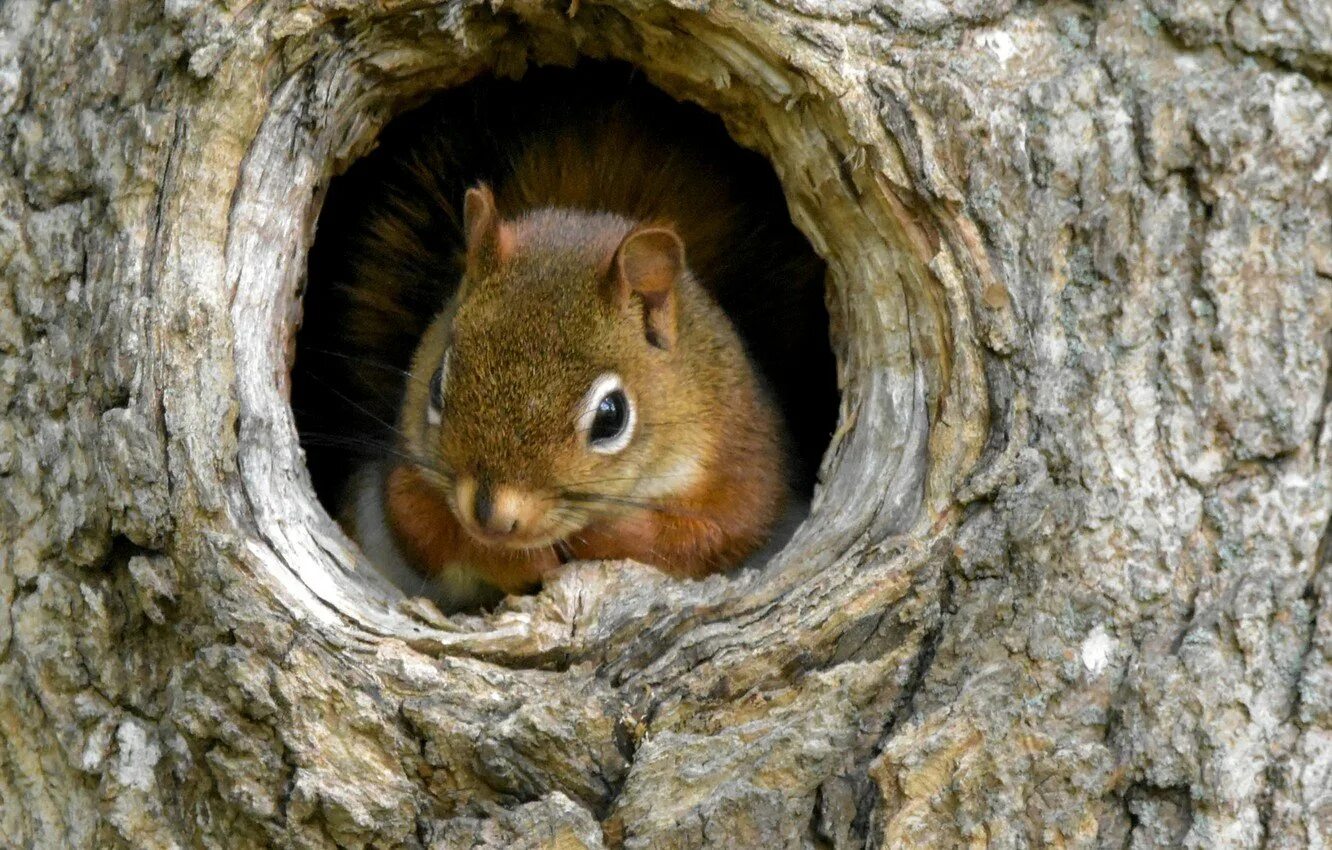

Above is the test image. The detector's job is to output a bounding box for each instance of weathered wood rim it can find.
[214,2,991,658]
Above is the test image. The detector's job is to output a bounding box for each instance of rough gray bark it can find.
[1,0,1329,848]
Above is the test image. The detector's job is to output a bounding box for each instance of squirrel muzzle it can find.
[454,476,552,548]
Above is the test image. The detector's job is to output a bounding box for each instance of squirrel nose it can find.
[471,481,523,536]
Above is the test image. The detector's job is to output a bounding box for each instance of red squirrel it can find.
[298,69,832,608]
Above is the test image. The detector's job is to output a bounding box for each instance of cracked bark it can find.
[2,0,1330,848]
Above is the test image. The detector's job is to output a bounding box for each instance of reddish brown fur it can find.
[566,422,788,579]
[300,71,830,605]
[386,205,790,593]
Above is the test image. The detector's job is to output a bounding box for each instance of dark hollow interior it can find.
[292,62,838,533]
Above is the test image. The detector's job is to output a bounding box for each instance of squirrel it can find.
[295,67,835,609]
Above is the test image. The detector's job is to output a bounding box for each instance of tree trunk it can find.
[2,0,1329,847]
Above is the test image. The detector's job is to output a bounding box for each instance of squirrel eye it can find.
[592,391,628,441]
[579,373,635,455]
[426,350,449,425]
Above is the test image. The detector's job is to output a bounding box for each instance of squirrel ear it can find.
[462,184,511,279]
[610,226,683,350]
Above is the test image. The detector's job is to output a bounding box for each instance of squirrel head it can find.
[396,184,758,552]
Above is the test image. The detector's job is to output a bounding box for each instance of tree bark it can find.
[1,0,1329,848]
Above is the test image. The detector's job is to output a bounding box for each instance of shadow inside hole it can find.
[292,62,838,599]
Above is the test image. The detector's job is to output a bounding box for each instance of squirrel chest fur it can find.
[300,74,829,609]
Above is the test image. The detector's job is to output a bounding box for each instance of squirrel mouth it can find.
[461,527,580,563]
[458,522,566,552]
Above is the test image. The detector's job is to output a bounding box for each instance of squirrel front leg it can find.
[569,509,763,579]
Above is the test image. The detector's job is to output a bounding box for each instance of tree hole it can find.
[291,63,839,607]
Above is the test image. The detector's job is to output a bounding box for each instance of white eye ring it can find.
[578,372,635,455]
[426,348,450,427]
